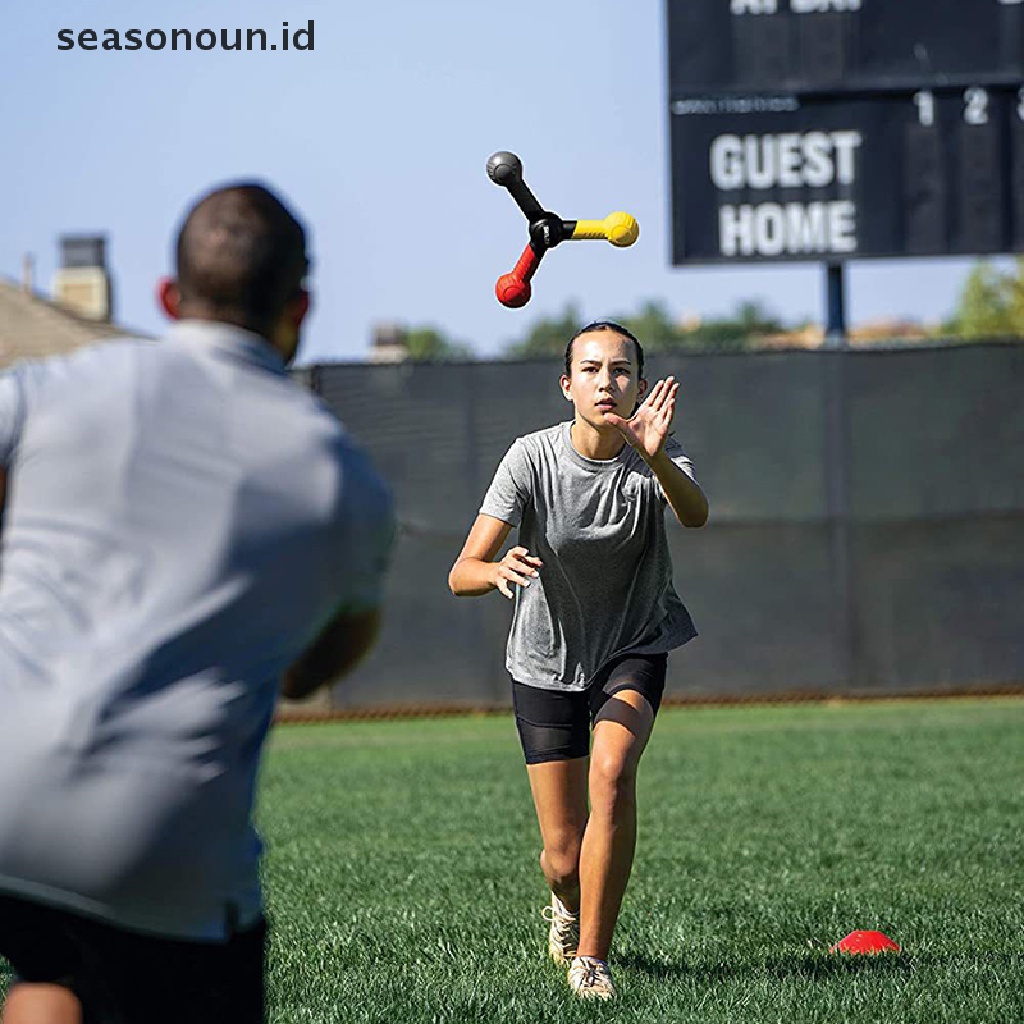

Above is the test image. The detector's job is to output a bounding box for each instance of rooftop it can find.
[0,277,148,370]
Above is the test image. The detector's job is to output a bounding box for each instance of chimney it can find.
[52,234,113,323]
[369,322,409,363]
[21,254,34,295]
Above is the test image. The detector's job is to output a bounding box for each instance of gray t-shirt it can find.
[0,323,393,940]
[480,422,697,691]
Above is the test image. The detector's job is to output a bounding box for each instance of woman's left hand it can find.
[605,376,679,462]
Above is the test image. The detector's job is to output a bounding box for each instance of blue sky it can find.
[0,0,997,363]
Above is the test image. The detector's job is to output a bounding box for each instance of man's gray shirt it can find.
[0,323,393,940]
[480,422,697,691]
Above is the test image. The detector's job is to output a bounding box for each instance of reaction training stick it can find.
[486,151,639,308]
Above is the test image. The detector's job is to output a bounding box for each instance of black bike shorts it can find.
[511,652,668,765]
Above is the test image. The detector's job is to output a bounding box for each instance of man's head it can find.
[159,183,311,362]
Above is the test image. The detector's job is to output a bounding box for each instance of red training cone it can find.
[829,930,901,955]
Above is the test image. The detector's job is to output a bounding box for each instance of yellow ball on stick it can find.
[570,212,640,247]
[604,211,639,247]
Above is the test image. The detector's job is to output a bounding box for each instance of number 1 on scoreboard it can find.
[914,91,935,127]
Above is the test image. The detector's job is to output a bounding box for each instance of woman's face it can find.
[560,330,646,428]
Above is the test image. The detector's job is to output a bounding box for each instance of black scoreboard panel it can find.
[668,0,1024,95]
[667,0,1024,264]
[670,87,1024,263]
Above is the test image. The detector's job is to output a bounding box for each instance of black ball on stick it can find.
[486,151,523,187]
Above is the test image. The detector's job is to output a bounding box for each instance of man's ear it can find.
[559,374,573,401]
[287,288,311,328]
[157,278,181,320]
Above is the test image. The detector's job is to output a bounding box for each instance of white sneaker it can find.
[541,893,579,964]
[568,956,616,1001]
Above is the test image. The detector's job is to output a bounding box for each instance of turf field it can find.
[2,699,1022,1022]
[261,698,1023,1022]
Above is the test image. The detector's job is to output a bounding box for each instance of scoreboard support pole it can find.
[823,261,847,349]
[822,257,855,688]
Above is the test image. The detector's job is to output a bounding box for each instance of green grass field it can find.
[2,699,1022,1022]
[260,699,1024,1023]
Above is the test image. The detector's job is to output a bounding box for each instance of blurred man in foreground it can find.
[0,183,394,1024]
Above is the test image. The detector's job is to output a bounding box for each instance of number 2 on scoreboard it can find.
[964,87,989,126]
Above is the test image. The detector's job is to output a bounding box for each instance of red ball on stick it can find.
[496,274,531,308]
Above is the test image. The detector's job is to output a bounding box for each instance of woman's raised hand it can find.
[606,376,679,462]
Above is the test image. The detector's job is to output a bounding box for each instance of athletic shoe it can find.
[541,893,579,964]
[568,956,616,1001]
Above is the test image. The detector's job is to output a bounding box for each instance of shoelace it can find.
[576,957,607,988]
[542,903,578,943]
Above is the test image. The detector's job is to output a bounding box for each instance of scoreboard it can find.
[668,1,1024,95]
[667,0,1024,263]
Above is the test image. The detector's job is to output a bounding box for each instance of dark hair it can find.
[564,321,645,378]
[175,182,309,336]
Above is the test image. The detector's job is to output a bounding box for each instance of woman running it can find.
[448,321,708,1000]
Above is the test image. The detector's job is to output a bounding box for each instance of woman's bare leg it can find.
[576,689,655,960]
[525,757,589,912]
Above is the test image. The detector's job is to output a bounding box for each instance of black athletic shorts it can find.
[0,892,266,1024]
[512,652,668,765]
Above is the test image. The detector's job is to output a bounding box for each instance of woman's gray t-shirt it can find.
[480,422,698,691]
